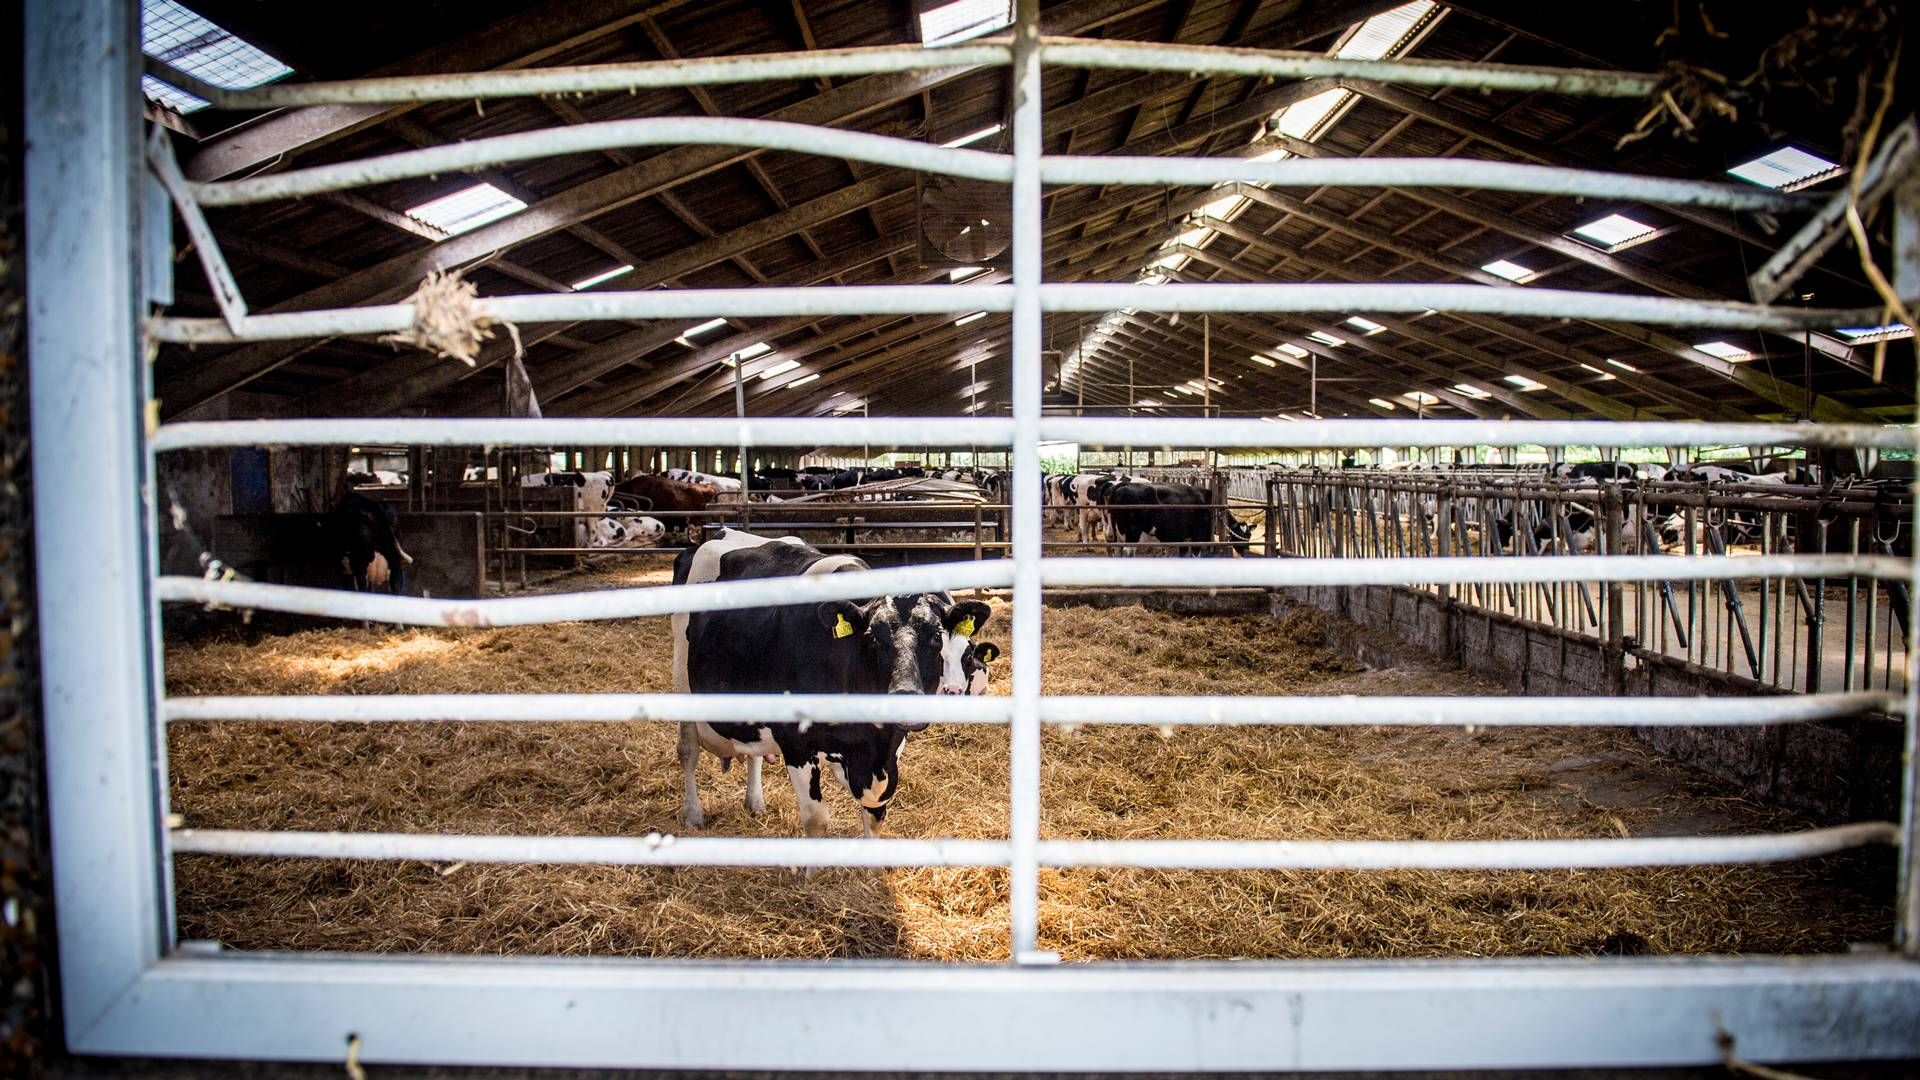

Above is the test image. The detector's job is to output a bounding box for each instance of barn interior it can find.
[139,0,1919,965]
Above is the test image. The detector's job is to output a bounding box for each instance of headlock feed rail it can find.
[25,0,1920,1070]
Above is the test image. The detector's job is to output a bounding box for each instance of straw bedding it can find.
[164,558,1891,960]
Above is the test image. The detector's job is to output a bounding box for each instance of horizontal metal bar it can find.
[147,285,1017,345]
[171,829,1009,868]
[1037,38,1659,97]
[1035,283,1886,331]
[148,283,1889,346]
[1038,554,1912,587]
[188,43,1013,109]
[1037,158,1805,213]
[152,417,1013,451]
[163,691,1898,728]
[166,823,1895,871]
[155,553,1900,626]
[1037,824,1897,870]
[157,560,1015,626]
[1041,418,1917,450]
[194,119,1014,207]
[84,953,1920,1069]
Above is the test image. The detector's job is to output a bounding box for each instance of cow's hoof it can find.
[681,808,706,829]
[745,796,766,817]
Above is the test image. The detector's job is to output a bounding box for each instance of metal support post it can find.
[1008,0,1047,965]
[1895,172,1920,955]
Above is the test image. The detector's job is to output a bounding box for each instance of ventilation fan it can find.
[917,174,1012,268]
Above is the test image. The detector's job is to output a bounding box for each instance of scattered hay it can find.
[164,561,1892,961]
[381,270,521,367]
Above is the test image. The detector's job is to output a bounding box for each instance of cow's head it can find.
[1225,513,1253,555]
[962,640,1001,696]
[815,596,993,717]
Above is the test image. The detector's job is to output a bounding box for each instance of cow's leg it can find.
[678,721,705,828]
[743,754,766,816]
[786,760,830,837]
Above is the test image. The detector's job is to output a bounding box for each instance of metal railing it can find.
[28,0,1920,1066]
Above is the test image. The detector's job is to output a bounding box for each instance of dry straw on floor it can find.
[164,557,1892,960]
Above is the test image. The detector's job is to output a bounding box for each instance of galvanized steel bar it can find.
[193,119,1015,207]
[144,127,247,332]
[165,691,1898,729]
[148,283,1885,346]
[172,829,1011,868]
[1036,158,1807,214]
[153,417,1014,452]
[1042,418,1914,450]
[1038,554,1910,588]
[1037,37,1659,97]
[1038,824,1898,871]
[1898,171,1920,956]
[157,560,1016,626]
[186,43,1014,109]
[1007,0,1046,965]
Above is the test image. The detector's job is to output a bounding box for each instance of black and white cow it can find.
[328,492,413,592]
[1103,481,1252,556]
[671,529,994,836]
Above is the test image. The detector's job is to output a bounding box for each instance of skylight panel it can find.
[1135,398,1162,407]
[950,266,986,281]
[1606,358,1638,372]
[1726,146,1843,191]
[1367,397,1398,411]
[918,0,1011,46]
[1336,1,1438,60]
[784,373,820,389]
[1345,316,1386,335]
[1276,342,1310,359]
[570,265,633,290]
[758,359,802,381]
[959,381,990,396]
[672,318,730,347]
[1277,413,1300,422]
[1503,374,1546,391]
[1693,340,1753,361]
[1571,213,1656,250]
[1199,192,1248,221]
[406,183,527,236]
[1481,259,1535,282]
[833,399,866,413]
[1307,330,1346,347]
[721,342,773,367]
[1173,385,1198,396]
[1452,383,1491,399]
[1578,363,1617,381]
[962,401,991,413]
[955,311,988,326]
[1270,87,1352,140]
[941,124,1004,148]
[1249,354,1277,367]
[1835,323,1914,344]
[141,1,292,114]
[1403,390,1440,405]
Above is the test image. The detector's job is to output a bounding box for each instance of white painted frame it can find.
[28,0,1920,1069]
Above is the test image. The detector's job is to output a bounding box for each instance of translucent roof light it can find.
[1307,330,1346,347]
[918,0,1011,46]
[570,265,633,290]
[1276,342,1310,359]
[955,311,988,326]
[1368,397,1397,411]
[1835,323,1913,344]
[962,401,991,413]
[141,0,292,114]
[406,183,527,236]
[1452,383,1492,399]
[1571,213,1656,249]
[1481,259,1535,282]
[941,124,1004,148]
[1693,340,1754,361]
[721,342,773,366]
[950,266,986,281]
[1727,146,1843,191]
[1503,374,1547,391]
[1606,358,1639,372]
[758,359,802,381]
[673,318,730,348]
[1403,390,1440,405]
[1345,316,1386,335]
[784,373,820,389]
[1249,354,1277,367]
[1337,1,1438,60]
[1578,363,1618,381]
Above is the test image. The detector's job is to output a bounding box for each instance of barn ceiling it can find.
[148,0,1917,430]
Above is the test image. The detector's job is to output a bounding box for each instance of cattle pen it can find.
[16,0,1920,1075]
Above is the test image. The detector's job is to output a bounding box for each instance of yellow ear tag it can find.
[833,613,854,639]
[954,616,975,638]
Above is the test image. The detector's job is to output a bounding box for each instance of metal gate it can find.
[25,0,1920,1069]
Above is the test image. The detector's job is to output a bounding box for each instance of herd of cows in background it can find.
[318,452,1903,838]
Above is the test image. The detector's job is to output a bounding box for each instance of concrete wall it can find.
[1280,582,1902,824]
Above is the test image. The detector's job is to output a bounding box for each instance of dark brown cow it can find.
[612,474,718,540]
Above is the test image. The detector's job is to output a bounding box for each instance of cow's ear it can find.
[816,600,870,640]
[970,641,1001,664]
[945,600,991,638]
